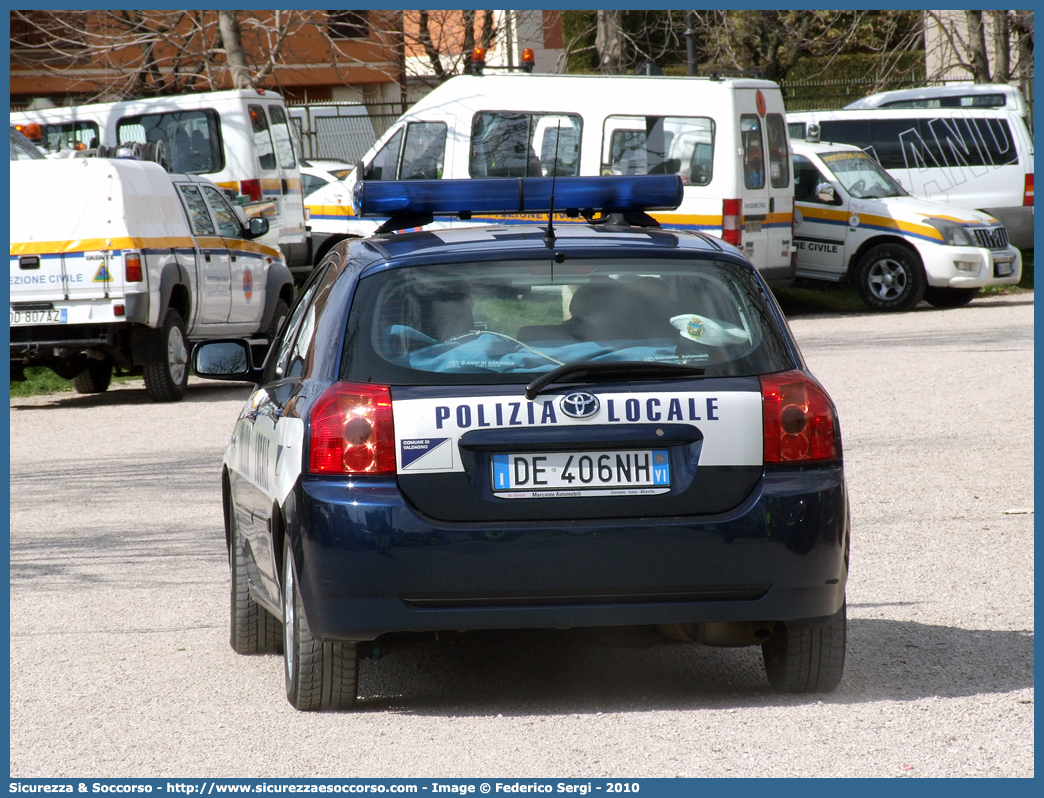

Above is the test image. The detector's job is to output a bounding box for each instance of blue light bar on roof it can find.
[352,175,683,218]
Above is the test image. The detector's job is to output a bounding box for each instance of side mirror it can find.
[815,182,838,204]
[247,216,270,239]
[192,339,261,383]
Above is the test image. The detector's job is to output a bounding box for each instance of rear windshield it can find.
[342,257,793,385]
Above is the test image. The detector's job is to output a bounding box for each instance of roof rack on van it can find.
[464,46,535,75]
[353,175,684,234]
[707,69,764,81]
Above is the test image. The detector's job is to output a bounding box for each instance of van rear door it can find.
[253,102,308,267]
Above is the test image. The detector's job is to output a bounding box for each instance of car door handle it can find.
[203,250,211,262]
[230,251,237,262]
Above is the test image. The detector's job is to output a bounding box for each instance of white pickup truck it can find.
[10,156,296,400]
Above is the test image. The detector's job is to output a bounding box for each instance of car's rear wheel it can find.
[72,360,112,394]
[923,286,981,308]
[282,538,359,711]
[856,244,926,312]
[143,308,189,402]
[229,511,282,655]
[762,602,846,693]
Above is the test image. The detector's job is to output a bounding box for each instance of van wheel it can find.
[856,244,926,312]
[143,308,189,402]
[924,286,981,308]
[283,538,359,711]
[72,361,112,394]
[762,602,846,693]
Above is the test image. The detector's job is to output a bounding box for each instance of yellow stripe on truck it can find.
[12,236,282,260]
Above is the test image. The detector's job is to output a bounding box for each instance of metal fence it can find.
[286,100,402,163]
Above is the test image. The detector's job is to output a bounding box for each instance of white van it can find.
[305,73,797,286]
[791,140,1021,311]
[844,82,1031,121]
[11,90,311,273]
[787,106,1034,250]
[10,157,295,401]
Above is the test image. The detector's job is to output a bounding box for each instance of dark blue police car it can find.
[193,176,849,711]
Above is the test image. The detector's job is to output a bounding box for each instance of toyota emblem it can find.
[559,391,600,419]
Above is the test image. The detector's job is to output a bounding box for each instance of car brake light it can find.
[760,371,839,463]
[309,382,396,475]
[1024,174,1034,207]
[722,198,742,247]
[124,253,143,282]
[241,178,262,202]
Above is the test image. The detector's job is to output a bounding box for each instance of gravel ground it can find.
[8,293,1033,778]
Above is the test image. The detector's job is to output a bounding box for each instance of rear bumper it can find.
[291,465,850,641]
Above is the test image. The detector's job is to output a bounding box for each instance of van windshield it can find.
[819,151,907,199]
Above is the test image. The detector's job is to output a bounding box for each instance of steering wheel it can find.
[848,179,866,196]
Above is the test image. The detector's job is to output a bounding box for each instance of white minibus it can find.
[12,90,311,273]
[306,71,797,286]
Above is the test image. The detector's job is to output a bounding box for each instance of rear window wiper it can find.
[525,361,706,400]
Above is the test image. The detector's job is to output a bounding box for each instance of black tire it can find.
[230,511,283,655]
[265,298,290,343]
[143,308,189,402]
[923,286,981,308]
[855,244,926,312]
[282,538,359,711]
[762,602,846,693]
[72,361,112,394]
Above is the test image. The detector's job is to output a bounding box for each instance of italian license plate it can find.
[492,449,671,499]
[995,257,1015,277]
[10,308,67,326]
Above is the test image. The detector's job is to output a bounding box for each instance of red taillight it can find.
[722,198,742,247]
[241,178,262,202]
[1024,174,1034,207]
[309,382,396,475]
[761,371,839,463]
[124,253,143,283]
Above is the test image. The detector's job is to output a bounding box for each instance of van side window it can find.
[819,120,870,151]
[366,128,403,180]
[400,122,447,180]
[267,105,298,169]
[740,115,765,189]
[765,114,789,189]
[602,116,714,185]
[38,121,99,152]
[200,184,243,238]
[178,185,217,236]
[920,117,1017,168]
[470,112,580,178]
[118,110,221,174]
[249,104,277,170]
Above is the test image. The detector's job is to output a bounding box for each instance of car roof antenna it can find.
[543,121,563,251]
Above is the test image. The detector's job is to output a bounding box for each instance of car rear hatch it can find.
[391,377,764,522]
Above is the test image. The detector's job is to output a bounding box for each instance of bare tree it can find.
[10,10,306,100]
[925,10,1034,84]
